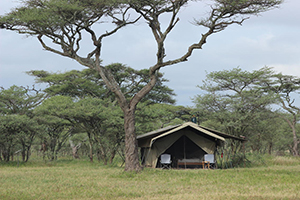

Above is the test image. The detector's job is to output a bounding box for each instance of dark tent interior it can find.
[157,135,207,168]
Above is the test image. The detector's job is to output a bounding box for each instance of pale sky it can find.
[1,0,300,106]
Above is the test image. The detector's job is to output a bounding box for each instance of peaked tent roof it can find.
[137,122,246,148]
[149,122,225,147]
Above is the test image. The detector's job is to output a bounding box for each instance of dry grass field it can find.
[1,156,300,200]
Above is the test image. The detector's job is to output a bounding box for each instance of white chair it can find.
[204,154,215,169]
[160,154,172,169]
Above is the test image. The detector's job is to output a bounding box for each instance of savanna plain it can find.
[1,155,300,200]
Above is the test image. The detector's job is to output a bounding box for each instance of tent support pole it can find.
[184,136,186,169]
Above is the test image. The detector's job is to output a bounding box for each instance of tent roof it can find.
[149,122,225,147]
[137,122,246,148]
[137,124,181,140]
[199,126,246,141]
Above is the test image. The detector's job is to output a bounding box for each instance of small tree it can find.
[0,0,283,171]
[34,96,74,160]
[0,86,45,162]
[0,114,40,162]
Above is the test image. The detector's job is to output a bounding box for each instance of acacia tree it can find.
[34,98,74,161]
[0,0,282,171]
[0,114,40,162]
[193,67,277,152]
[0,86,45,162]
[261,73,300,156]
[43,95,124,163]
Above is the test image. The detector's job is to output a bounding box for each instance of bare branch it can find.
[38,35,67,57]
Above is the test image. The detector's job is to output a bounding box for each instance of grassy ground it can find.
[1,156,300,200]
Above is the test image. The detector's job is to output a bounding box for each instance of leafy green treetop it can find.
[193,67,277,138]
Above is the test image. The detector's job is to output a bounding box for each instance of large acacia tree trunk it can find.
[94,62,157,172]
[123,108,141,172]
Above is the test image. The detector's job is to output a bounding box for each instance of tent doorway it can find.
[158,135,207,168]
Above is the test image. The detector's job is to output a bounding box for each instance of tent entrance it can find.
[158,135,207,168]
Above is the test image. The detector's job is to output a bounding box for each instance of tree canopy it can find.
[193,67,277,149]
[28,63,176,104]
[193,67,300,155]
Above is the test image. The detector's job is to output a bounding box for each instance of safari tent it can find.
[137,122,245,168]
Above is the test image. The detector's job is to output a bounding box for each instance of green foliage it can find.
[11,65,177,163]
[70,97,124,164]
[34,95,184,163]
[194,67,277,136]
[0,115,33,161]
[0,86,45,162]
[193,67,286,155]
[33,95,124,163]
[28,69,107,98]
[34,96,74,161]
[260,72,300,156]
[135,103,192,135]
[28,64,176,104]
[0,85,46,115]
[193,67,300,155]
[0,0,123,34]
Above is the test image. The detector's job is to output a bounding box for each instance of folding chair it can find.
[204,154,215,169]
[160,154,172,169]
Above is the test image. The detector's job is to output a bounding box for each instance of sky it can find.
[1,0,300,107]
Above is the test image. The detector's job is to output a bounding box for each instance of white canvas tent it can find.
[137,122,245,168]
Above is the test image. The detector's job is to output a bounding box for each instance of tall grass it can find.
[1,156,300,200]
[271,156,300,166]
